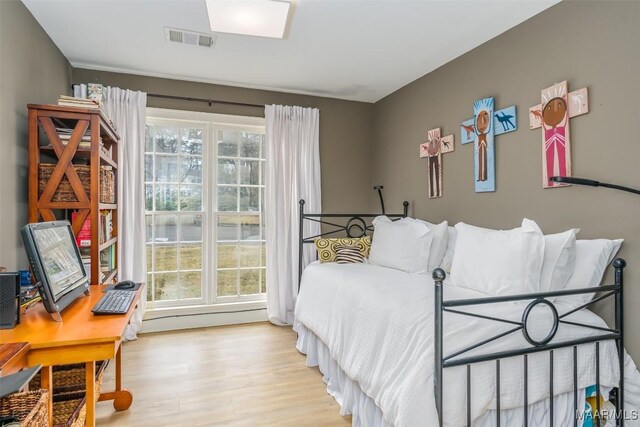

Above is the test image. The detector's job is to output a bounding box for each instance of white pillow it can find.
[440,226,457,273]
[540,228,579,293]
[450,219,545,295]
[558,239,623,307]
[415,220,449,272]
[369,216,433,274]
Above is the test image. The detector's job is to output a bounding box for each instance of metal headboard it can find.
[298,199,409,290]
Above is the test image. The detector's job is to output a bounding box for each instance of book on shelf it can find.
[99,144,111,158]
[70,84,117,132]
[52,138,93,149]
[57,95,112,124]
[71,210,113,247]
[56,127,92,142]
[100,245,116,274]
[72,212,92,247]
[44,126,108,155]
[99,210,113,244]
[57,95,101,110]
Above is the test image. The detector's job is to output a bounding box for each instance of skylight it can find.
[205,0,292,39]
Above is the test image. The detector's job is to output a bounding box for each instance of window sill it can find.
[144,299,267,319]
[141,300,268,333]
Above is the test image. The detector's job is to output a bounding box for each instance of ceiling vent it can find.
[165,27,216,48]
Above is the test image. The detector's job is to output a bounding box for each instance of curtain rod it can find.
[147,93,265,109]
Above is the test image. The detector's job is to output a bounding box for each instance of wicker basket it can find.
[100,167,116,204]
[30,360,108,400]
[38,164,116,203]
[27,360,108,426]
[0,389,49,427]
[52,392,87,427]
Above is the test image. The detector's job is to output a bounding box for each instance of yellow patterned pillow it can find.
[314,236,372,263]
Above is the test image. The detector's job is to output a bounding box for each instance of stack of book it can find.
[100,246,116,276]
[72,210,114,246]
[57,95,101,110]
[67,83,118,133]
[79,248,92,275]
[72,212,92,248]
[56,127,92,148]
[52,126,111,161]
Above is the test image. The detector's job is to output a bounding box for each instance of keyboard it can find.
[92,290,136,315]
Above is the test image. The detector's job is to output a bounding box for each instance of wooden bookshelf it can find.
[98,237,118,253]
[28,104,119,285]
[39,145,118,169]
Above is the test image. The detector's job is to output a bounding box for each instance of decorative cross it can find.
[529,80,589,188]
[419,128,454,199]
[460,97,517,193]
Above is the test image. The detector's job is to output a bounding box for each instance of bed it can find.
[294,200,635,426]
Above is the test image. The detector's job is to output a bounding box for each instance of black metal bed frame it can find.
[432,261,626,427]
[297,199,409,289]
[297,200,626,426]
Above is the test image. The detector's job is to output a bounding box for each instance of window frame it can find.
[214,123,267,302]
[145,108,266,309]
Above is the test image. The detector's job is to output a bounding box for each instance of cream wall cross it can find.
[420,128,454,199]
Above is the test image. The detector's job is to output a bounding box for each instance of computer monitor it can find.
[21,221,90,321]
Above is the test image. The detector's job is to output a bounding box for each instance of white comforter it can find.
[294,262,621,426]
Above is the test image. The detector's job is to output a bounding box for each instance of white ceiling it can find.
[22,0,559,103]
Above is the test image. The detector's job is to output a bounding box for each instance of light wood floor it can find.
[96,322,352,426]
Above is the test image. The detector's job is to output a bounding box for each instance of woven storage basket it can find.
[28,361,107,427]
[0,389,49,427]
[52,392,87,427]
[38,164,116,203]
[30,360,108,399]
[100,168,116,204]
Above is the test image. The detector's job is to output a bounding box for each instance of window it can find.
[145,109,266,308]
[215,128,266,298]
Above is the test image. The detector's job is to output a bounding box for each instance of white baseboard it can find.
[140,307,268,333]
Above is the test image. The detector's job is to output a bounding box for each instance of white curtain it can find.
[103,87,147,340]
[265,105,321,325]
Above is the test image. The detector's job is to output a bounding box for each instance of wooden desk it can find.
[0,285,143,427]
[0,342,30,377]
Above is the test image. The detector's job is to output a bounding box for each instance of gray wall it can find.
[72,68,374,215]
[0,0,71,269]
[5,0,639,357]
[371,1,640,358]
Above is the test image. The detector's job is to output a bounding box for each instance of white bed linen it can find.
[294,262,623,426]
[296,321,605,426]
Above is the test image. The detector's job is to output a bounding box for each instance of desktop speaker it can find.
[0,272,20,329]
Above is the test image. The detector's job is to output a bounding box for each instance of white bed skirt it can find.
[295,320,391,426]
[295,320,640,427]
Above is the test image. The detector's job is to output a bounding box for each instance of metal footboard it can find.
[433,259,626,426]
